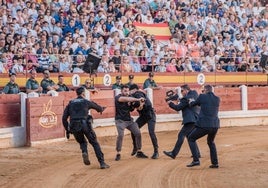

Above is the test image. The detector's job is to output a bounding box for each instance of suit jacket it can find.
[169,90,200,125]
[190,91,220,128]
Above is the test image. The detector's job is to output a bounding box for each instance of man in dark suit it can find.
[163,84,200,159]
[187,85,220,168]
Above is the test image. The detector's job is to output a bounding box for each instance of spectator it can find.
[40,69,59,94]
[25,69,43,94]
[143,72,158,89]
[112,75,123,90]
[2,73,20,94]
[56,75,69,92]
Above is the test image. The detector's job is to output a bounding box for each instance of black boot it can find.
[131,148,137,156]
[82,152,90,165]
[100,161,110,169]
[151,151,159,159]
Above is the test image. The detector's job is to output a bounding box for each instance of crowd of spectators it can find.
[0,0,267,76]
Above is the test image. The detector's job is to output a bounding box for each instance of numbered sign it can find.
[197,73,205,85]
[72,74,81,87]
[103,74,112,86]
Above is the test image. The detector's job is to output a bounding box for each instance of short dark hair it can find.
[129,84,139,90]
[58,75,64,78]
[76,87,85,95]
[204,85,213,92]
[181,84,190,91]
[121,84,129,90]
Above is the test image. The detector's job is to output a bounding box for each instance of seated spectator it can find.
[107,59,117,73]
[59,55,72,73]
[120,56,133,73]
[155,58,167,72]
[11,57,24,74]
[25,69,43,94]
[81,78,98,93]
[37,49,53,73]
[182,57,194,72]
[143,72,158,89]
[166,58,178,72]
[72,54,85,73]
[215,63,226,73]
[112,75,123,90]
[56,75,69,92]
[130,56,142,72]
[40,70,59,94]
[2,73,20,94]
[126,74,135,88]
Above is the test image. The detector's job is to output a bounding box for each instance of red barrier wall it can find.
[0,94,21,128]
[26,96,65,145]
[248,87,268,110]
[1,86,267,144]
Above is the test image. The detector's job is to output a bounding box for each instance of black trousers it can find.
[131,112,158,152]
[72,121,104,163]
[172,122,200,157]
[188,127,219,165]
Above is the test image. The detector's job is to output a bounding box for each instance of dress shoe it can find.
[186,161,200,167]
[209,164,219,168]
[131,148,137,156]
[191,154,201,158]
[115,153,121,161]
[151,152,159,159]
[163,151,175,159]
[136,151,148,158]
[82,152,90,165]
[100,162,110,169]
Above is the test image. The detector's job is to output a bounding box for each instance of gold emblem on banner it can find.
[39,99,57,128]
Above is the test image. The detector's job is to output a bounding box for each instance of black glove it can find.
[100,106,107,114]
[66,130,70,139]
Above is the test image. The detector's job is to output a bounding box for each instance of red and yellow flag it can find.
[133,22,171,41]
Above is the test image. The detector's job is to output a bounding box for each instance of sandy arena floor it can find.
[0,125,267,188]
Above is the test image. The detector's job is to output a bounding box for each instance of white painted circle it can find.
[72,74,81,87]
[103,74,112,86]
[197,73,205,85]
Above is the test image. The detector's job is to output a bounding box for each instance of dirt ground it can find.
[0,125,267,188]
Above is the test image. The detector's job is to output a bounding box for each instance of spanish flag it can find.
[133,22,171,41]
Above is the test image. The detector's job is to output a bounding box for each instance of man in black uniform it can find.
[129,84,159,159]
[62,87,110,169]
[163,84,200,159]
[187,85,220,168]
[2,73,20,94]
[114,84,148,161]
[56,75,69,92]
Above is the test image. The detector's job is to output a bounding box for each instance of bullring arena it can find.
[0,73,268,188]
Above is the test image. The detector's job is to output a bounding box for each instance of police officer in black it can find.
[163,84,201,159]
[129,84,159,159]
[2,73,20,94]
[56,75,69,92]
[62,87,110,169]
[187,85,220,168]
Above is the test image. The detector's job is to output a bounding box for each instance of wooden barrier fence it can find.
[0,86,267,145]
